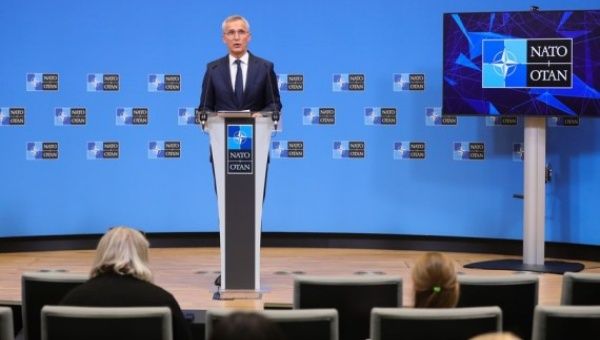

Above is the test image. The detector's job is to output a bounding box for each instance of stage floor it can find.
[1,247,599,310]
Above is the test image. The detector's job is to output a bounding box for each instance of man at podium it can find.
[198,14,282,116]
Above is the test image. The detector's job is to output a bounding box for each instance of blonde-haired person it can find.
[60,226,192,340]
[412,252,459,308]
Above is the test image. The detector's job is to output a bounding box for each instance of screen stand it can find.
[464,117,583,274]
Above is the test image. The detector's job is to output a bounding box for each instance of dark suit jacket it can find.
[199,52,282,113]
[60,273,192,340]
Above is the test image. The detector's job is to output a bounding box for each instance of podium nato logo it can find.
[303,107,335,125]
[26,73,58,91]
[513,143,524,162]
[333,141,365,159]
[277,74,303,91]
[453,142,485,160]
[116,107,148,125]
[549,116,579,127]
[482,38,572,88]
[332,73,365,91]
[393,73,425,91]
[148,74,181,92]
[394,142,425,160]
[365,107,396,125]
[148,141,181,159]
[0,108,25,126]
[178,107,201,125]
[87,74,119,91]
[271,141,304,159]
[426,107,456,126]
[26,142,58,160]
[88,141,119,160]
[55,108,86,126]
[227,124,253,174]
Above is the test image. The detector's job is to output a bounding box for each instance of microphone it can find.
[198,64,216,131]
[265,63,281,132]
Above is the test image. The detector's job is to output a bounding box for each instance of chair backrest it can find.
[370,306,502,340]
[293,275,402,340]
[206,308,338,340]
[532,305,600,340]
[21,271,88,340]
[561,272,600,305]
[457,274,538,339]
[0,307,15,340]
[41,305,172,340]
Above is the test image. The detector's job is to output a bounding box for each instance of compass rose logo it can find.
[491,49,519,78]
[234,129,247,145]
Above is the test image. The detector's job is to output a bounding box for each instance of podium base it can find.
[214,289,263,301]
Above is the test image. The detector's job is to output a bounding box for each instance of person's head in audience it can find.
[209,312,286,340]
[412,252,459,308]
[90,226,153,282]
[470,332,522,340]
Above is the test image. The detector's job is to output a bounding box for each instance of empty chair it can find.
[532,305,600,340]
[41,305,172,340]
[21,271,88,340]
[457,274,538,339]
[370,306,502,340]
[206,308,338,340]
[294,275,402,340]
[561,272,600,305]
[0,307,15,340]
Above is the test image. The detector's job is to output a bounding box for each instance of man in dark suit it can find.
[199,15,282,115]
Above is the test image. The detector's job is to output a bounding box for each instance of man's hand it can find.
[252,112,263,118]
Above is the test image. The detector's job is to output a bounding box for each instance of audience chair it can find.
[560,272,600,305]
[0,307,14,340]
[21,271,88,340]
[293,275,402,340]
[41,305,172,340]
[457,273,538,339]
[206,308,338,340]
[370,306,502,340]
[532,305,600,340]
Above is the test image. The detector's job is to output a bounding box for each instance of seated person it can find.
[60,226,191,340]
[209,311,285,340]
[412,252,459,308]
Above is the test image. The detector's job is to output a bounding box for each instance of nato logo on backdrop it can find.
[364,107,397,125]
[148,74,181,92]
[87,74,119,91]
[513,143,524,162]
[393,73,425,91]
[26,73,58,91]
[178,107,201,125]
[394,141,426,160]
[453,142,485,160]
[116,108,148,125]
[87,141,119,160]
[55,108,86,126]
[333,141,365,159]
[303,107,335,125]
[426,107,457,126]
[485,116,518,126]
[0,108,25,126]
[271,140,304,159]
[26,142,59,160]
[148,141,181,159]
[332,73,365,91]
[277,74,304,91]
[227,124,253,174]
[548,116,579,127]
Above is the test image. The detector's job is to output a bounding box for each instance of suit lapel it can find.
[218,56,235,96]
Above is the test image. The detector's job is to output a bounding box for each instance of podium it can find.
[204,111,276,297]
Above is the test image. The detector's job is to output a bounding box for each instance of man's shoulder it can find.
[249,53,274,67]
[207,56,228,69]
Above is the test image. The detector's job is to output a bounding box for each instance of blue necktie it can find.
[234,59,243,108]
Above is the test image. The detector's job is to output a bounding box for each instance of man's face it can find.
[222,19,251,58]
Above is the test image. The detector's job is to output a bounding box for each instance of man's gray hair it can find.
[222,15,250,33]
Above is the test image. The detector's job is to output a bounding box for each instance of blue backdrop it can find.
[1,0,598,245]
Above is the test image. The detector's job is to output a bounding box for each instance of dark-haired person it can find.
[60,226,192,340]
[209,312,285,340]
[412,252,459,308]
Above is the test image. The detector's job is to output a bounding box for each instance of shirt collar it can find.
[229,52,249,65]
